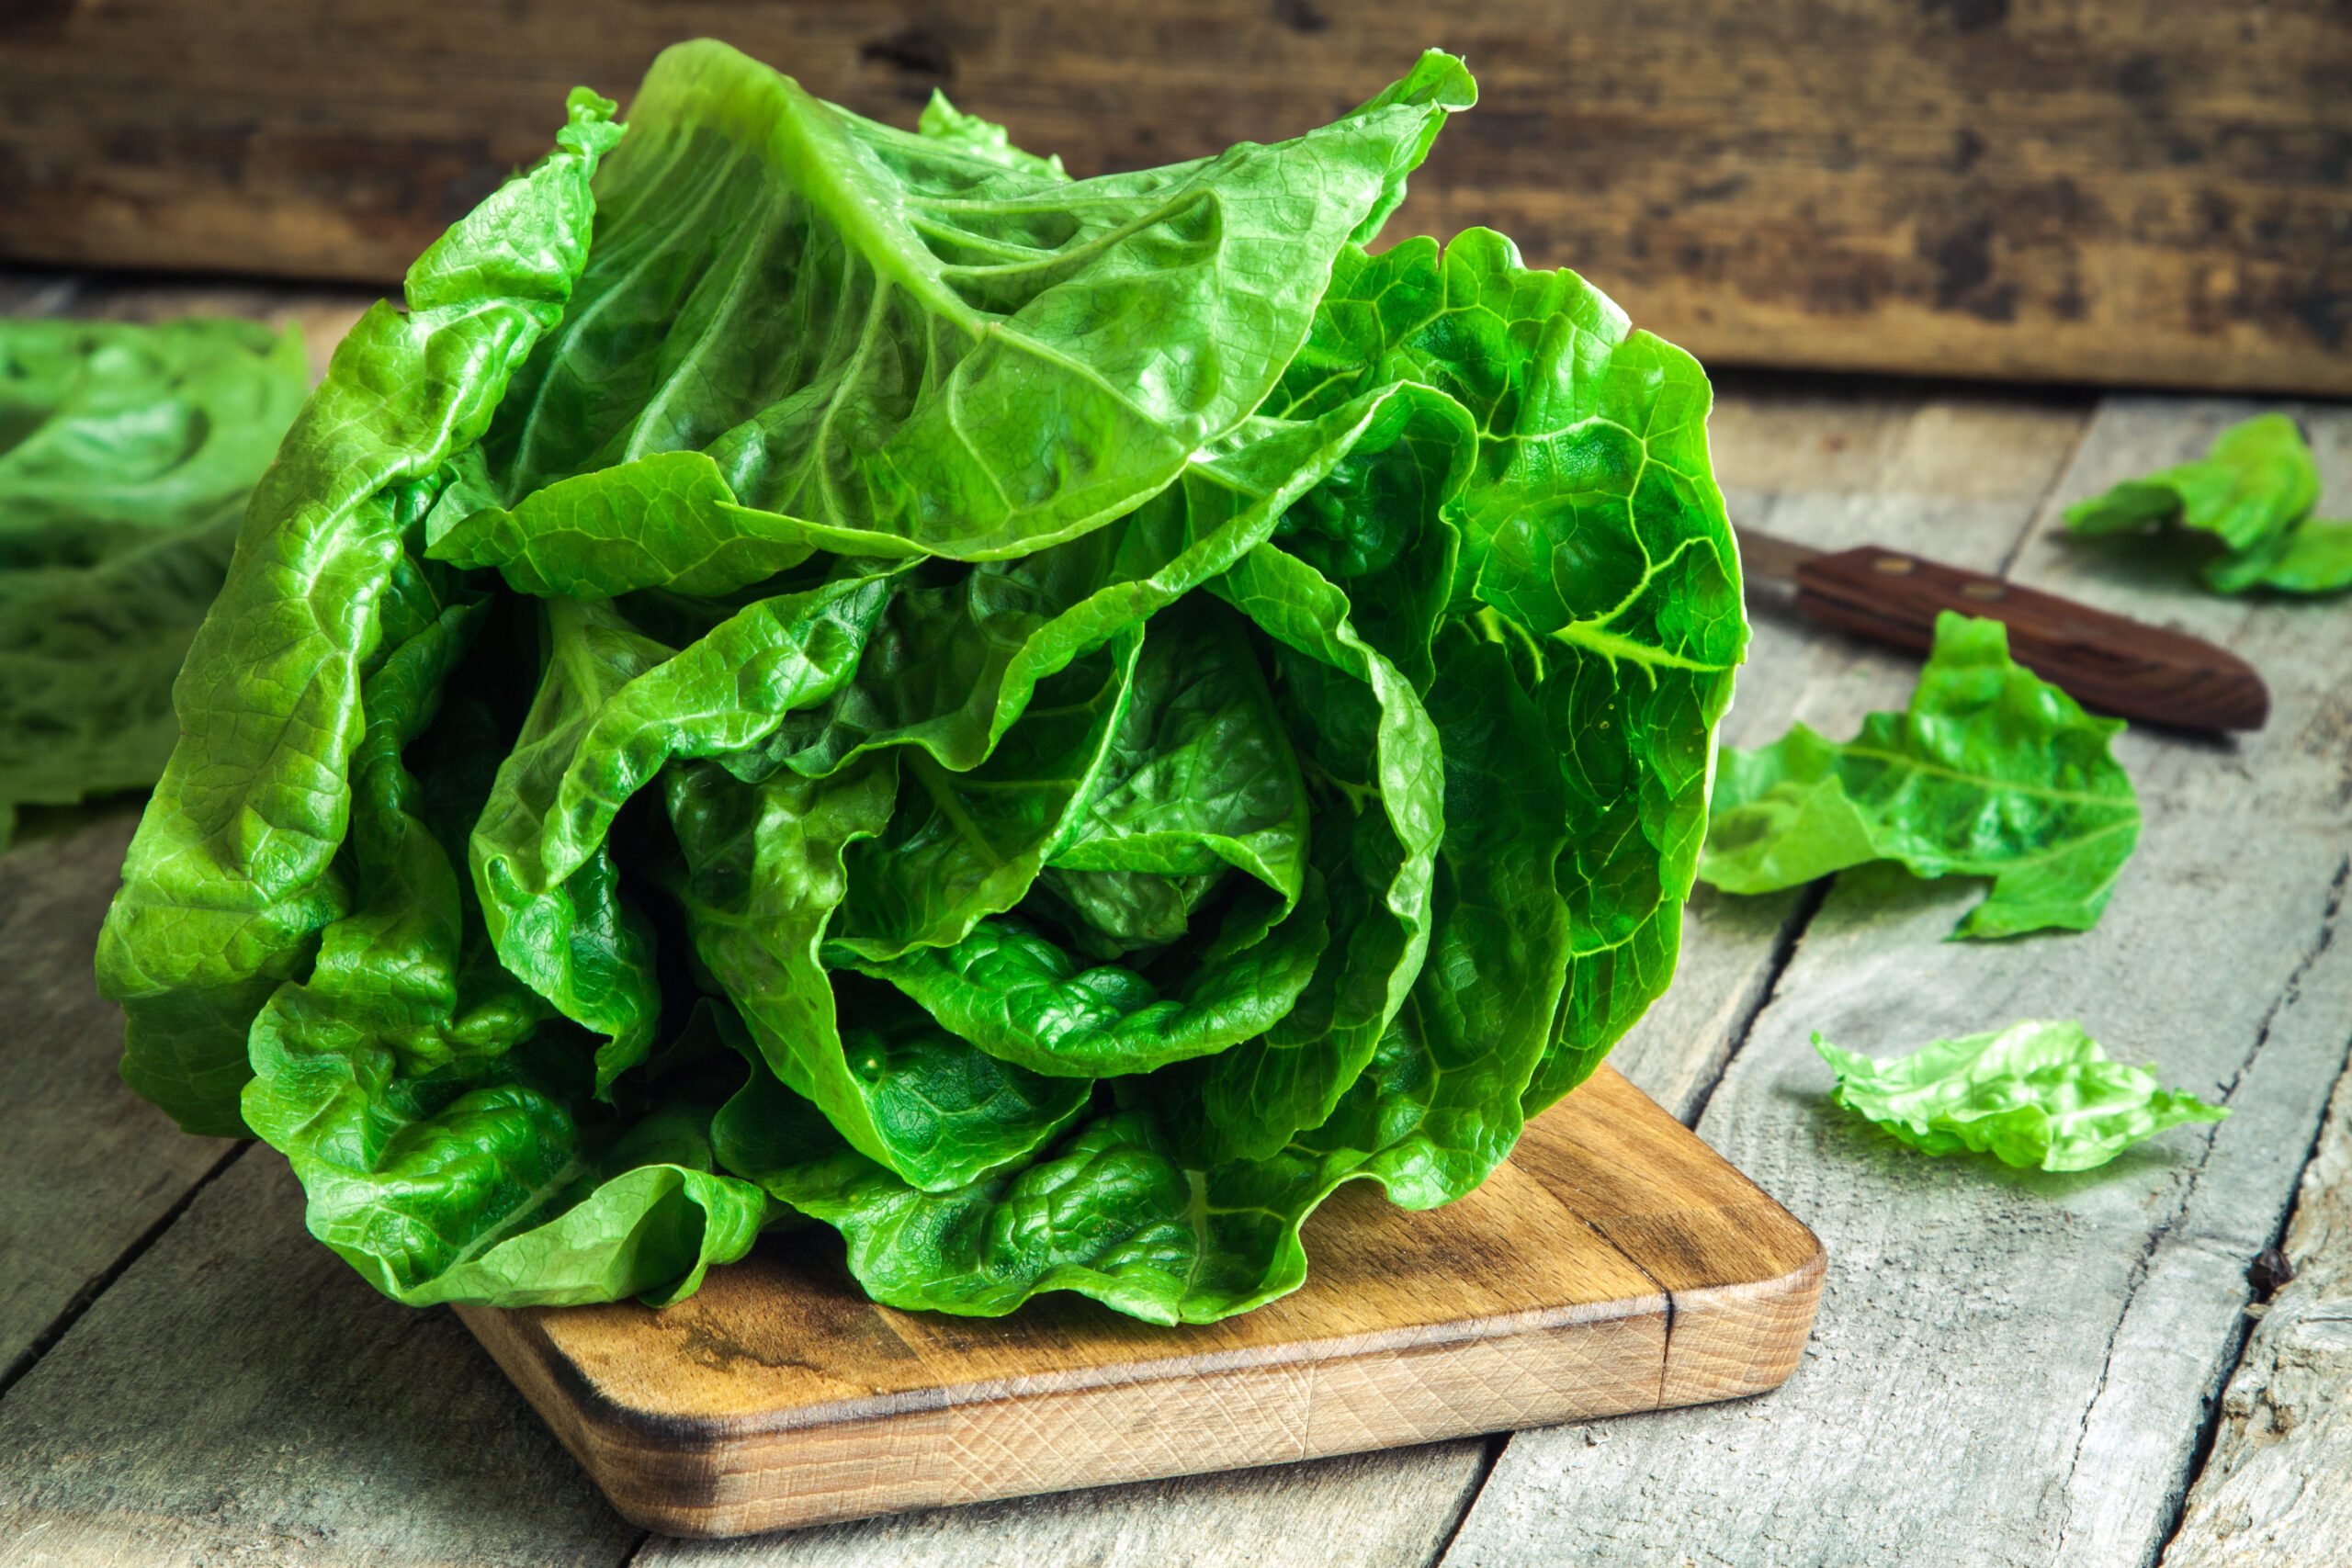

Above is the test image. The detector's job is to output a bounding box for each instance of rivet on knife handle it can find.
[1792,547,2270,731]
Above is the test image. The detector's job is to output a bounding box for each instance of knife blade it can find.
[1734,523,2269,731]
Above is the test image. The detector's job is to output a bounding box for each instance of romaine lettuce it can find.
[1699,613,2139,939]
[97,40,1746,1321]
[2064,412,2352,594]
[1815,1020,2227,1172]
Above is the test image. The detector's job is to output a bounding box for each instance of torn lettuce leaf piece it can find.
[1815,1020,2228,1173]
[2064,412,2315,557]
[1699,612,2139,939]
[2064,412,2352,594]
[0,317,309,840]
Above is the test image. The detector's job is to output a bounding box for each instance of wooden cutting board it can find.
[456,1066,1823,1540]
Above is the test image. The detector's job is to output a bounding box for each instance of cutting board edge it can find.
[462,1297,1679,1538]
[456,1223,1824,1540]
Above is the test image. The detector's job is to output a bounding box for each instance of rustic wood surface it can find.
[0,813,233,1394]
[2165,1044,2352,1566]
[0,1151,641,1568]
[458,1068,1819,1538]
[5,274,2352,1566]
[6,5,2352,394]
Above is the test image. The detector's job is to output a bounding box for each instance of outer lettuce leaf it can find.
[241,593,764,1307]
[1272,226,1742,1112]
[1700,613,2140,939]
[96,88,626,1137]
[1815,1020,2228,1172]
[0,319,308,839]
[463,39,1473,562]
[2064,412,2352,594]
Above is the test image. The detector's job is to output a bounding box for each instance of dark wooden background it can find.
[5,1,2350,394]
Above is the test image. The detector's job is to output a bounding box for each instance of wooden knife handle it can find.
[1793,547,2270,731]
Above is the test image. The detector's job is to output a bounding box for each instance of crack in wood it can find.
[0,1141,249,1403]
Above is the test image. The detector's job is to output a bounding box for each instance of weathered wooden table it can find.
[3,270,2348,1568]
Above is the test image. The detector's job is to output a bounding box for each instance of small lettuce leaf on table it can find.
[1815,1020,2228,1172]
[2064,412,2352,594]
[0,317,308,839]
[1699,612,2139,939]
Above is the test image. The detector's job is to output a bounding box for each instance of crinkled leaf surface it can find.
[1815,1019,2228,1173]
[1701,613,2140,939]
[97,88,625,1137]
[2064,412,2352,594]
[1271,227,1742,1112]
[97,43,1747,1320]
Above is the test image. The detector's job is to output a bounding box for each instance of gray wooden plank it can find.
[0,1149,639,1567]
[1441,396,2352,1568]
[0,814,234,1391]
[2164,1055,2352,1566]
[0,271,80,317]
[629,385,2091,1564]
[635,1443,1491,1568]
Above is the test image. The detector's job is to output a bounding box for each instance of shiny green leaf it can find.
[0,317,307,839]
[2064,412,2352,594]
[1701,613,2139,939]
[1815,1019,2228,1172]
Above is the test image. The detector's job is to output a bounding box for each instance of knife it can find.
[1735,524,2270,731]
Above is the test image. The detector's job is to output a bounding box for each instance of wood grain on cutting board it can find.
[454,1068,1821,1538]
[4,2,2349,394]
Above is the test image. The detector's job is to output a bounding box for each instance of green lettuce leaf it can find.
[462,39,1472,562]
[2064,412,2352,594]
[241,592,765,1307]
[96,87,626,1136]
[1271,225,1743,1111]
[1815,1020,2228,1172]
[1700,612,2139,939]
[916,90,1069,179]
[0,318,308,838]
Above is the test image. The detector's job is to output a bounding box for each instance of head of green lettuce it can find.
[95,40,1746,1323]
